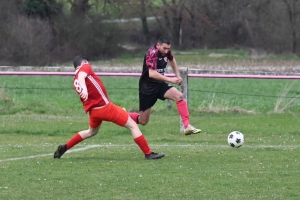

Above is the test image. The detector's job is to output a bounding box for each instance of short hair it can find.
[73,55,88,69]
[158,36,171,45]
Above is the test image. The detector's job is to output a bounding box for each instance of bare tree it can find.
[140,0,150,44]
[0,0,54,65]
[183,0,219,48]
[2,15,54,65]
[121,0,150,44]
[161,0,186,47]
[282,0,300,54]
[217,0,257,46]
[67,0,92,20]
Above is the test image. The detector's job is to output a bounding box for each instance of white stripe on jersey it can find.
[87,75,109,104]
[75,66,82,74]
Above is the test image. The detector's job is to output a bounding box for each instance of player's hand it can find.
[176,76,182,86]
[80,88,88,101]
[169,77,182,85]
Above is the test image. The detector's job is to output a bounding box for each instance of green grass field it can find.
[1,75,300,199]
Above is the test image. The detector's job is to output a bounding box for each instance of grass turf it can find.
[1,75,300,199]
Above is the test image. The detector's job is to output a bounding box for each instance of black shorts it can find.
[139,82,173,111]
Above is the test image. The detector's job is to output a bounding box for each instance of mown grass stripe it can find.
[1,144,299,163]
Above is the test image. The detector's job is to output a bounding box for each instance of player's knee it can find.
[175,93,184,101]
[139,118,149,126]
[88,130,98,137]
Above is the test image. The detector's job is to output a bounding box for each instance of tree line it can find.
[0,0,300,66]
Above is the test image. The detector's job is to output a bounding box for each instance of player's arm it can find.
[169,58,182,85]
[149,68,181,85]
[78,71,88,101]
[148,68,169,81]
[169,58,180,77]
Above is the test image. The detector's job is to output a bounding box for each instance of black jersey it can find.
[139,45,174,95]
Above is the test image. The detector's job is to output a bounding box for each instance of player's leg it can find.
[128,109,151,125]
[54,111,102,159]
[164,87,189,127]
[53,126,100,159]
[126,116,165,159]
[128,92,157,125]
[112,104,164,159]
[128,112,140,124]
[163,85,201,135]
[137,108,151,125]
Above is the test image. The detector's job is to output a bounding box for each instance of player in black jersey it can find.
[129,36,201,135]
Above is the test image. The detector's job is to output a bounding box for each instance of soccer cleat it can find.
[54,144,67,159]
[145,152,165,160]
[184,124,201,135]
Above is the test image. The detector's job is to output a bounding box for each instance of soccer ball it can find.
[227,131,244,148]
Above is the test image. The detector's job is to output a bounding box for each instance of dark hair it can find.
[158,36,171,45]
[73,55,88,69]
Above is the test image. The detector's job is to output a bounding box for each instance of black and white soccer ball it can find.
[227,131,244,148]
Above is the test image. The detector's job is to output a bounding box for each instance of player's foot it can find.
[54,144,67,159]
[184,124,201,135]
[145,152,165,160]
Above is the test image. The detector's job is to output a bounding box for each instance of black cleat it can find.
[54,144,67,159]
[145,152,165,160]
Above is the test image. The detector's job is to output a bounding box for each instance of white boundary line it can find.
[0,145,100,163]
[0,144,299,163]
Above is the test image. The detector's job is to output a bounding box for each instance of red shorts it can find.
[89,102,128,128]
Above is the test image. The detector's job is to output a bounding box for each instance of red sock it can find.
[66,133,83,150]
[128,112,140,124]
[176,100,190,128]
[134,135,152,155]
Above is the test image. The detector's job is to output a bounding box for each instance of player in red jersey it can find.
[54,56,165,160]
[128,36,201,135]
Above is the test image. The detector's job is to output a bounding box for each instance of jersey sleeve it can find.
[145,48,158,70]
[80,64,93,74]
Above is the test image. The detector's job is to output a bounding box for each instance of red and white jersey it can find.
[74,64,109,113]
